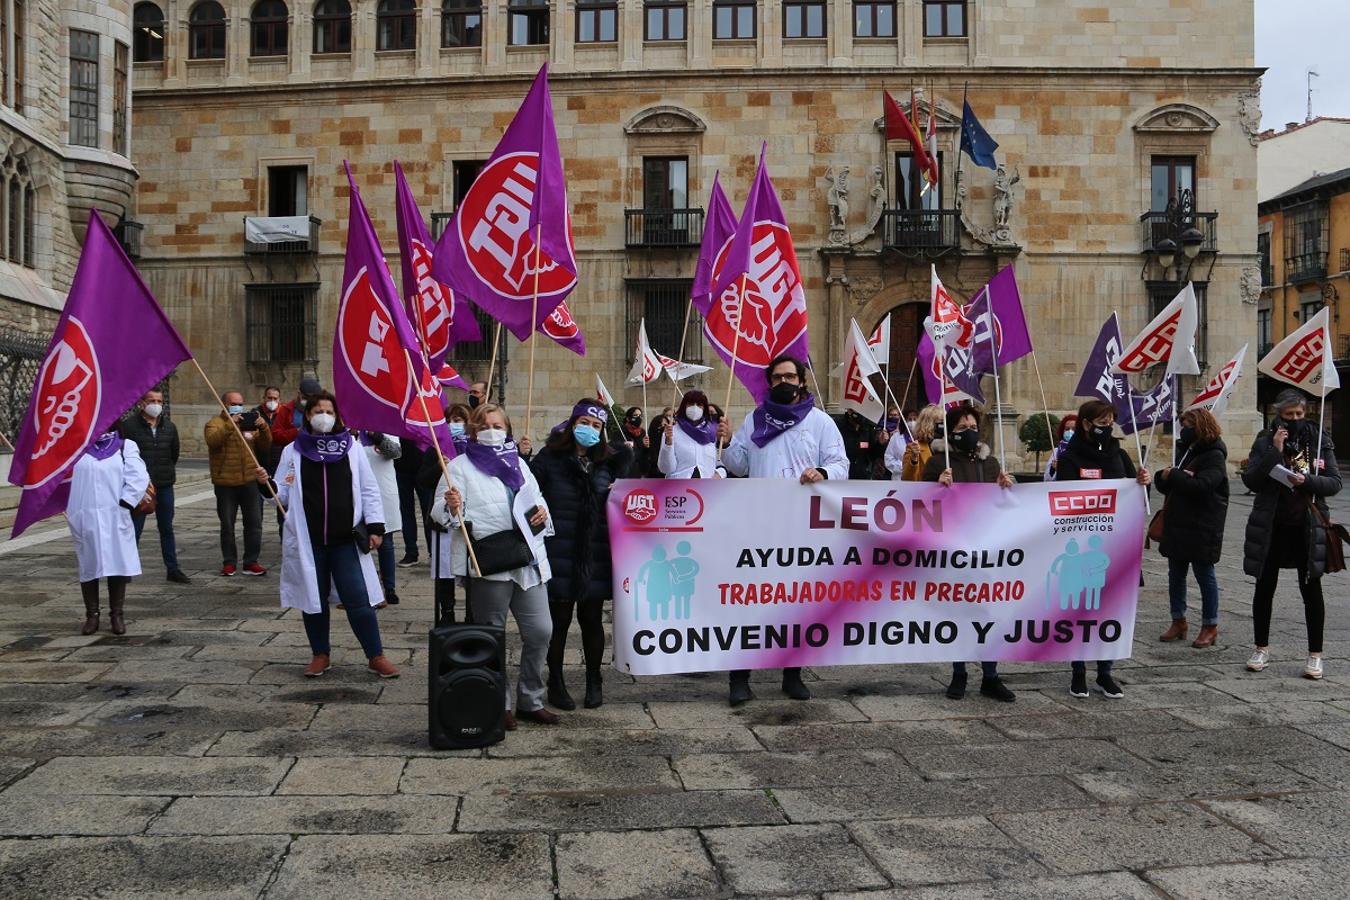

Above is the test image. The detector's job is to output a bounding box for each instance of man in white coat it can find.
[716,354,849,706]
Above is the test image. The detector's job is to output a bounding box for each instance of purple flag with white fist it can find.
[691,172,738,316]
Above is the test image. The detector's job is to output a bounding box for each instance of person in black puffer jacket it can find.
[120,389,189,584]
[1154,408,1229,649]
[1052,398,1152,701]
[531,399,633,710]
[1241,388,1343,681]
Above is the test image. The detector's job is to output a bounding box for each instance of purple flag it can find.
[917,331,984,406]
[433,64,577,341]
[704,147,811,404]
[335,163,453,454]
[540,300,586,356]
[1119,375,1177,436]
[967,265,1033,374]
[8,211,192,536]
[393,161,481,390]
[1074,313,1132,406]
[691,172,737,316]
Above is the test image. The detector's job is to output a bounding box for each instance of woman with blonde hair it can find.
[886,404,942,481]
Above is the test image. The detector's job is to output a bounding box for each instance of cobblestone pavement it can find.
[1,481,1349,898]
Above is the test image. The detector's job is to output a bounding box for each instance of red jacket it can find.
[271,399,303,447]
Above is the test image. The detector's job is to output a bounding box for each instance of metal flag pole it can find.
[717,273,750,463]
[524,223,544,440]
[189,358,283,515]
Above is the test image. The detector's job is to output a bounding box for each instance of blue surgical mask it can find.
[449,422,466,438]
[227,404,245,416]
[1063,429,1074,441]
[573,424,601,448]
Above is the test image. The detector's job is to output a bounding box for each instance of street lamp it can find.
[1151,188,1203,268]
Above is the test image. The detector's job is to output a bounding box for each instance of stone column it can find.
[621,0,642,69]
[352,0,373,77]
[760,0,781,67]
[900,0,918,66]
[689,0,710,67]
[226,5,247,85]
[417,0,438,74]
[820,248,850,412]
[484,0,505,70]
[830,0,852,67]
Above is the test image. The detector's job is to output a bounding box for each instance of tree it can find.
[1018,412,1061,471]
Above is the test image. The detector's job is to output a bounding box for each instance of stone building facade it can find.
[130,0,1262,459]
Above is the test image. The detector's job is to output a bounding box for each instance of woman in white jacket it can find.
[658,390,725,479]
[431,404,559,729]
[361,432,403,605]
[269,391,399,680]
[68,431,150,635]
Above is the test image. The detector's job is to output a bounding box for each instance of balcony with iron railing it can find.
[243,215,321,255]
[624,208,705,249]
[1139,210,1218,257]
[114,218,144,259]
[881,208,960,255]
[1286,250,1328,283]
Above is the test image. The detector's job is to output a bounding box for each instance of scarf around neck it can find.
[87,432,123,460]
[294,429,353,464]
[750,394,816,448]
[677,415,716,445]
[465,439,525,492]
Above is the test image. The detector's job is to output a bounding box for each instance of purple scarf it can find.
[465,439,525,492]
[750,395,816,448]
[677,415,716,445]
[451,433,469,455]
[294,429,353,464]
[86,432,123,460]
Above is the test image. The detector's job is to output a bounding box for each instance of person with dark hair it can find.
[1053,398,1151,699]
[838,409,885,480]
[361,431,403,606]
[268,390,398,680]
[205,389,272,577]
[1242,388,1342,679]
[271,374,322,449]
[716,354,848,705]
[619,406,652,475]
[889,404,942,481]
[532,399,633,709]
[923,404,1016,702]
[1044,412,1078,480]
[659,389,725,479]
[645,406,675,477]
[121,389,189,584]
[468,381,488,409]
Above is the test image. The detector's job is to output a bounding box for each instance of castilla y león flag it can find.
[336,163,452,453]
[705,147,810,403]
[393,161,481,390]
[433,64,576,341]
[8,210,192,537]
[1111,282,1200,376]
[691,172,738,317]
[1258,306,1340,392]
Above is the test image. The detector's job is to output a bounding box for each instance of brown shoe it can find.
[1192,625,1219,649]
[367,655,400,679]
[504,711,517,731]
[1159,618,1189,642]
[303,654,331,677]
[517,708,561,725]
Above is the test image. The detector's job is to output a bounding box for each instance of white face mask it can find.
[144,403,163,419]
[477,428,508,448]
[265,400,278,412]
[310,413,337,434]
[685,406,704,423]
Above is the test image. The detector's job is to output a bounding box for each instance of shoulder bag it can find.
[1306,497,1349,574]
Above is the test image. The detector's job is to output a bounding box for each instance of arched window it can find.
[376,0,416,51]
[313,0,351,53]
[132,3,165,62]
[1,155,33,267]
[22,184,34,267]
[188,1,227,59]
[442,0,482,48]
[251,0,288,56]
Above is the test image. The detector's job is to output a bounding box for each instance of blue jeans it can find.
[1168,558,1219,625]
[132,485,179,571]
[377,534,397,591]
[301,541,383,659]
[953,662,998,678]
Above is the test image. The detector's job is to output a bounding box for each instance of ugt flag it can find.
[1188,344,1248,417]
[691,173,737,317]
[393,161,481,390]
[965,265,1032,374]
[540,300,586,356]
[8,211,192,537]
[1112,283,1201,376]
[918,331,981,406]
[433,64,577,341]
[335,163,451,453]
[1258,307,1340,393]
[1119,375,1177,436]
[1075,313,1131,410]
[705,147,810,404]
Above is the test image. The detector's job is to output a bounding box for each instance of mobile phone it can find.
[524,504,545,535]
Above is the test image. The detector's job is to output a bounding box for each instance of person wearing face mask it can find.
[531,400,633,710]
[254,386,286,535]
[646,407,675,477]
[361,432,404,606]
[658,390,726,479]
[872,404,904,480]
[1154,408,1228,649]
[423,403,473,624]
[888,405,942,481]
[432,404,558,729]
[922,404,1017,702]
[716,354,849,706]
[120,389,189,584]
[271,375,322,449]
[468,381,488,409]
[1051,398,1152,699]
[1242,389,1342,679]
[266,390,398,680]
[838,409,885,480]
[205,389,272,577]
[67,430,150,635]
[1044,414,1078,480]
[618,406,652,476]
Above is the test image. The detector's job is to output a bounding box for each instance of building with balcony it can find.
[130,0,1263,454]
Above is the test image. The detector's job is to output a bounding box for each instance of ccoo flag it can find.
[433,64,577,341]
[841,318,886,423]
[1119,375,1178,437]
[1112,283,1201,376]
[626,319,664,387]
[1258,306,1340,392]
[1188,344,1248,417]
[691,172,738,316]
[8,210,192,537]
[705,146,811,403]
[335,163,452,453]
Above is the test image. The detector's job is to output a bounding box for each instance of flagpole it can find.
[938,354,952,472]
[189,358,283,515]
[596,373,625,443]
[485,322,503,403]
[806,358,826,408]
[671,300,694,406]
[899,355,919,415]
[954,82,968,212]
[0,429,13,452]
[1029,350,1056,469]
[718,273,750,462]
[983,310,1006,469]
[524,223,543,440]
[1319,379,1329,472]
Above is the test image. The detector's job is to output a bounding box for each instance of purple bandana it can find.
[294,429,354,464]
[465,439,525,492]
[751,395,815,448]
[571,401,608,423]
[86,432,123,460]
[451,432,469,455]
[677,416,716,445]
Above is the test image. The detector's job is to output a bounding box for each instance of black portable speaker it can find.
[427,623,507,749]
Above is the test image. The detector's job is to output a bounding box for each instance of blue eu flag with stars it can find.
[960,101,999,170]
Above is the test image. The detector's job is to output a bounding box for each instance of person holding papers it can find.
[1241,389,1342,679]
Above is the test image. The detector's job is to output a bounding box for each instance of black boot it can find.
[547,668,576,711]
[80,580,100,636]
[728,670,754,706]
[107,577,128,636]
[781,667,812,701]
[584,668,603,709]
[946,671,968,700]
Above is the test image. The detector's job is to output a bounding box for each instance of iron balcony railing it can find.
[243,215,321,255]
[1139,210,1219,256]
[881,208,960,254]
[1286,251,1327,283]
[113,218,144,259]
[624,208,705,248]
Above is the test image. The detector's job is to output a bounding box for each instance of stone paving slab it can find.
[750,718,1007,751]
[900,738,1150,779]
[1206,790,1350,856]
[1143,857,1350,898]
[400,754,682,795]
[672,748,909,790]
[826,871,1161,899]
[0,794,169,836]
[5,756,294,796]
[148,795,459,835]
[1068,762,1329,803]
[485,726,764,758]
[555,828,720,900]
[773,775,1098,824]
[702,823,889,894]
[848,815,1052,886]
[0,726,222,758]
[456,789,785,832]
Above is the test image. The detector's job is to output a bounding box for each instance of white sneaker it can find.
[1304,655,1324,680]
[1246,648,1270,672]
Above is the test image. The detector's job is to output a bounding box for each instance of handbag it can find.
[1146,504,1166,544]
[465,521,533,577]
[1306,498,1349,574]
[134,483,157,516]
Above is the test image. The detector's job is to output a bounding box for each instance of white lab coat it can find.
[883,431,909,479]
[429,454,553,589]
[657,423,725,479]
[66,443,150,582]
[275,442,385,615]
[363,444,402,533]
[722,407,850,481]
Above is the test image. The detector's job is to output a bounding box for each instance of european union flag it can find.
[960,101,999,170]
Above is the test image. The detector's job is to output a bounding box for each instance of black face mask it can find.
[768,381,800,405]
[627,415,643,428]
[1178,426,1197,445]
[1091,425,1114,442]
[1279,417,1303,433]
[468,395,482,409]
[951,429,980,455]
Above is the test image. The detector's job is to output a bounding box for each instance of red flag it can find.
[539,300,586,356]
[884,91,934,186]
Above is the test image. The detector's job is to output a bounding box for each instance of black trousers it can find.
[548,598,605,674]
[214,484,262,566]
[1253,530,1325,652]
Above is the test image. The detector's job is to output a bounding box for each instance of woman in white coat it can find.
[68,431,150,635]
[431,404,559,729]
[361,432,403,605]
[658,390,726,479]
[269,391,399,680]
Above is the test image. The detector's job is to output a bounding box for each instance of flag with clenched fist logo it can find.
[691,173,738,317]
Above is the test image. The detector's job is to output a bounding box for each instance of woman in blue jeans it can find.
[1155,408,1229,649]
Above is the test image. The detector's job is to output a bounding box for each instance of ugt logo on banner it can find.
[542,303,579,341]
[27,318,102,485]
[337,267,412,411]
[707,223,808,366]
[409,237,456,359]
[457,152,577,301]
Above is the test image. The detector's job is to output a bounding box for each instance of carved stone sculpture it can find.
[993,165,1020,232]
[825,165,850,245]
[846,166,887,246]
[1240,266,1263,305]
[1237,80,1263,148]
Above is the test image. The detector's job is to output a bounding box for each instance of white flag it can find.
[1258,307,1340,392]
[625,319,664,387]
[596,373,616,408]
[841,319,886,422]
[868,315,891,368]
[924,265,974,349]
[1111,282,1201,376]
[1186,344,1247,417]
[657,354,712,383]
